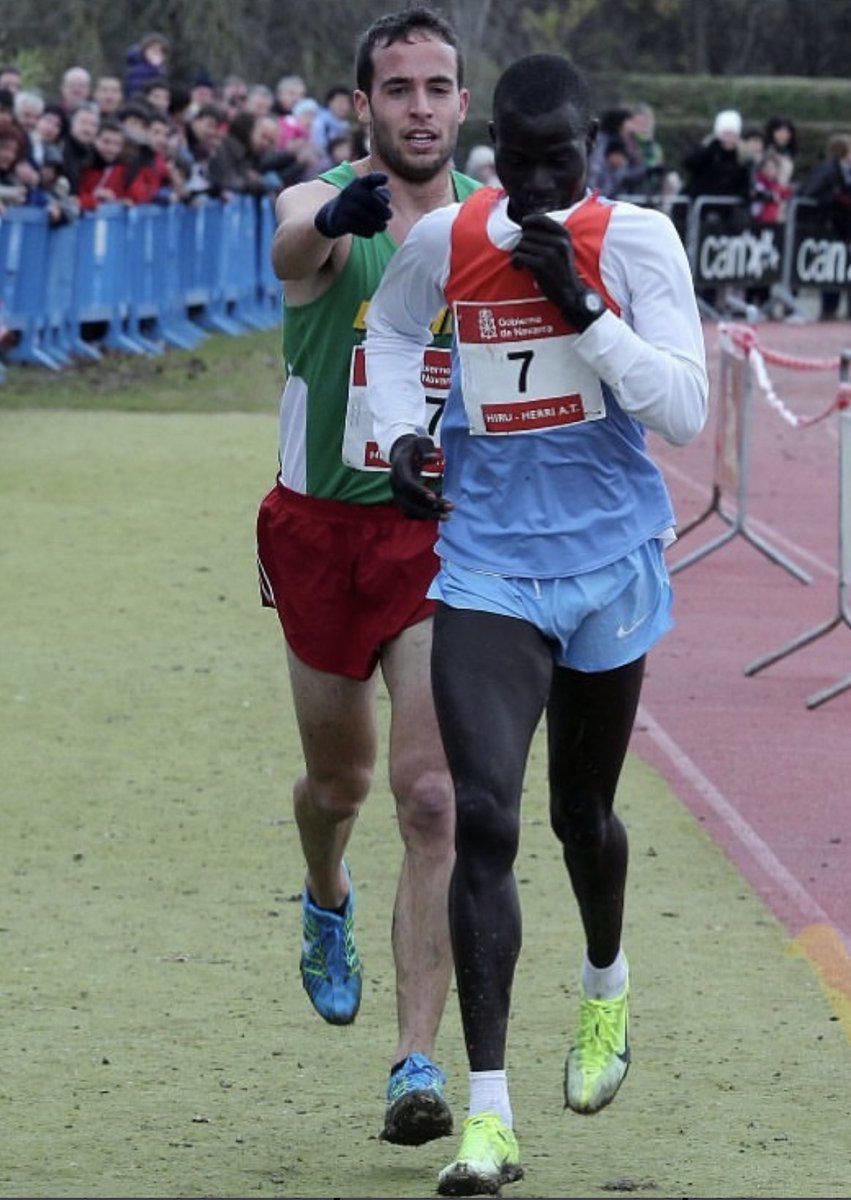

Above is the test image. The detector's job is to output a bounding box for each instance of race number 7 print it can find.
[453,298,606,436]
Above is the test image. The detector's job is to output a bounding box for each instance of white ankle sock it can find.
[581,948,629,1000]
[468,1070,512,1128]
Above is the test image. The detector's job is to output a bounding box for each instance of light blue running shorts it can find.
[427,539,673,672]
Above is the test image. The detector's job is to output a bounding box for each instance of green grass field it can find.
[1,336,848,1198]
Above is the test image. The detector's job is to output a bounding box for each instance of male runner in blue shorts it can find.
[255,7,476,1145]
[365,52,708,1194]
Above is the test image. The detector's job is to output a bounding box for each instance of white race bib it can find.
[342,345,451,472]
[454,297,606,435]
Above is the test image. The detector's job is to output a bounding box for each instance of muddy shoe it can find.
[437,1113,522,1196]
[380,1053,452,1145]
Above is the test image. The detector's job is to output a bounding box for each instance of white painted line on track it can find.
[637,702,848,945]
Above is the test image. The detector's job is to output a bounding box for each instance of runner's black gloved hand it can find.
[314,172,393,239]
[389,434,453,521]
[512,213,603,331]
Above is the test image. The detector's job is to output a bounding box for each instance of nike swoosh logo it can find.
[616,613,649,639]
[617,1023,630,1063]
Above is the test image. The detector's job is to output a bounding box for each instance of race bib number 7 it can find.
[454,298,606,435]
[342,345,450,472]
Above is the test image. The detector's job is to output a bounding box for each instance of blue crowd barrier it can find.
[3,190,845,383]
[0,207,59,369]
[258,195,283,327]
[0,193,284,378]
[43,219,81,366]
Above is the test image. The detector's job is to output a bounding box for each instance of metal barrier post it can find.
[744,350,851,706]
[671,329,812,582]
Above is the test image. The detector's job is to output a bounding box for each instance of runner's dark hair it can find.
[355,6,464,95]
[493,54,590,125]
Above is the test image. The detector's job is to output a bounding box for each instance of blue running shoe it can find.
[299,877,362,1026]
[380,1053,453,1145]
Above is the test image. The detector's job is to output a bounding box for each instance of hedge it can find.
[458,73,851,182]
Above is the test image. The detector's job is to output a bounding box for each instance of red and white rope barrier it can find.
[719,323,850,429]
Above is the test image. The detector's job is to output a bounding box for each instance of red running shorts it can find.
[256,483,439,681]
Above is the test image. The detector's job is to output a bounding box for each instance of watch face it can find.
[584,290,604,316]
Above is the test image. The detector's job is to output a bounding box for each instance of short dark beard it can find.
[370,120,456,184]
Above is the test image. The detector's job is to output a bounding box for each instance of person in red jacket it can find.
[78,118,129,210]
[119,101,173,205]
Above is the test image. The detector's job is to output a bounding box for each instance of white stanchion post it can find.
[744,350,851,707]
[671,327,811,582]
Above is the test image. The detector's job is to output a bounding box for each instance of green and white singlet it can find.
[277,161,479,506]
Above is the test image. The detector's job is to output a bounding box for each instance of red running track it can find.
[633,320,851,980]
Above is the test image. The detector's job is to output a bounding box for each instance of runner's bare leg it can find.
[382,617,455,1062]
[287,646,378,909]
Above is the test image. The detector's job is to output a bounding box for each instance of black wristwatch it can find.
[574,289,606,331]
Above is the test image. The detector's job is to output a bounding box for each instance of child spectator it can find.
[750,148,793,224]
[277,97,315,148]
[124,32,169,100]
[763,115,797,186]
[745,142,794,313]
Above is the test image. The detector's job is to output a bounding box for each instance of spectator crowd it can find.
[1,40,851,319]
[586,101,851,320]
[0,33,362,227]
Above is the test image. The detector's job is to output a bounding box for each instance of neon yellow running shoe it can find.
[437,1113,523,1196]
[564,985,630,1114]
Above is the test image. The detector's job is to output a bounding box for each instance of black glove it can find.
[314,172,392,239]
[389,434,453,521]
[512,213,602,331]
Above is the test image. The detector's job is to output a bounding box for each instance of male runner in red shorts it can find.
[255,6,476,1145]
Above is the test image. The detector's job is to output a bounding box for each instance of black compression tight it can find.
[431,603,645,1071]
